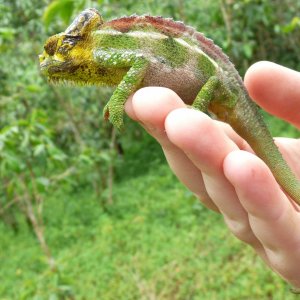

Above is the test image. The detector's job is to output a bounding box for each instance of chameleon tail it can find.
[230,94,300,205]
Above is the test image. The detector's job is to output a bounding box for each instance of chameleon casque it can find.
[39,8,300,204]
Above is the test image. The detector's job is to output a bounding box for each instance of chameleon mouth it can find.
[39,56,81,81]
[44,63,93,86]
[39,57,63,75]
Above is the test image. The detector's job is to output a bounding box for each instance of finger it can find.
[125,87,218,211]
[127,89,246,150]
[224,150,300,284]
[244,61,300,128]
[215,120,248,150]
[126,87,185,140]
[275,137,300,177]
[165,108,261,245]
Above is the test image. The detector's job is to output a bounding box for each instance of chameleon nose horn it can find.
[65,8,104,36]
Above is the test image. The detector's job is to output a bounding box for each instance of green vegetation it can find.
[0,0,299,299]
[0,166,293,299]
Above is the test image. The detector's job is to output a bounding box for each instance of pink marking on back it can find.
[104,15,233,67]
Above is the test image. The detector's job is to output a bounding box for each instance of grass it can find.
[0,164,296,299]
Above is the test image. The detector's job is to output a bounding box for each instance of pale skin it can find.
[125,61,300,289]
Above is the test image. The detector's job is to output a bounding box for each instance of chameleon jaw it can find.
[39,54,66,75]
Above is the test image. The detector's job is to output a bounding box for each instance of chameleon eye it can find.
[64,35,82,45]
[57,35,81,54]
[44,37,58,56]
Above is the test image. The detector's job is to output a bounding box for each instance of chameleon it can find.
[39,8,300,204]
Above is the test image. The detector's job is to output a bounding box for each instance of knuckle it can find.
[224,217,253,243]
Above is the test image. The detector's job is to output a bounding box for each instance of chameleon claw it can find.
[103,104,110,120]
[103,104,124,130]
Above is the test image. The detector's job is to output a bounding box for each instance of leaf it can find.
[52,153,67,162]
[43,0,75,29]
[281,17,300,34]
[2,153,24,173]
[78,154,93,165]
[36,177,50,187]
[99,151,112,163]
[0,27,16,40]
[59,1,75,25]
[34,144,45,157]
[20,130,30,149]
[242,43,253,59]
[26,84,42,93]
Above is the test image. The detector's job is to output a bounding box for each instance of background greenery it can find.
[0,0,299,299]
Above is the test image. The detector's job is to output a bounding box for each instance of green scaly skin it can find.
[39,8,300,204]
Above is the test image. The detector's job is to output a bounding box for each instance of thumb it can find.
[244,61,300,128]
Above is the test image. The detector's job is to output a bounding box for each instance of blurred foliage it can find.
[0,0,299,298]
[0,166,295,298]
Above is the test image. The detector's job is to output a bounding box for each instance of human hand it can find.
[125,61,300,291]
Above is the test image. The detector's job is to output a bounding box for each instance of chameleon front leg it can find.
[95,50,149,129]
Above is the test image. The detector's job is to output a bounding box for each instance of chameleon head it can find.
[39,8,104,83]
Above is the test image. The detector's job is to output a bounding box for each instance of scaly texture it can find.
[39,8,300,204]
